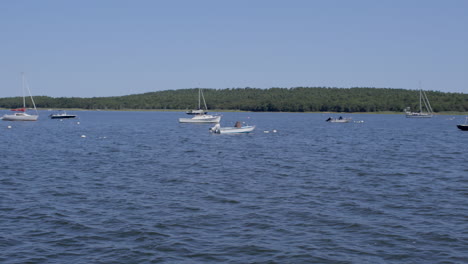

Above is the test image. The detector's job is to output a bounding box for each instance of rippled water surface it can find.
[1,111,467,263]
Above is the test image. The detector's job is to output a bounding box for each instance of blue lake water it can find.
[1,110,467,263]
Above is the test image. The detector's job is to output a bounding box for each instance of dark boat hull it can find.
[457,125,468,131]
[50,115,76,119]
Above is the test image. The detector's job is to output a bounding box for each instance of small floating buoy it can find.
[7,125,12,129]
[264,131,269,133]
[81,135,86,138]
[273,130,277,133]
[77,122,80,125]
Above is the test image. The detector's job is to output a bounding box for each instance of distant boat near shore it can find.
[326,116,351,123]
[179,88,221,123]
[49,110,77,119]
[2,73,39,121]
[457,117,468,131]
[405,88,433,118]
[186,88,209,115]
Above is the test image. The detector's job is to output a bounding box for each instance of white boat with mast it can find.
[1,73,39,121]
[405,86,433,118]
[179,88,221,123]
[186,88,208,115]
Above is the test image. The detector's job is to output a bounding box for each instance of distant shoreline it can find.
[2,108,466,115]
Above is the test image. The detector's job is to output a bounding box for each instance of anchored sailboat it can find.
[179,88,221,123]
[405,87,433,118]
[2,73,39,121]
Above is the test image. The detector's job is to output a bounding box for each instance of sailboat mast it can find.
[25,76,38,114]
[422,90,433,114]
[21,72,26,108]
[198,88,201,110]
[201,89,208,110]
[419,89,423,113]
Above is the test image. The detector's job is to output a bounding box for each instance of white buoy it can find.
[273,130,277,133]
[77,122,80,125]
[81,135,86,138]
[7,125,12,129]
[264,131,269,133]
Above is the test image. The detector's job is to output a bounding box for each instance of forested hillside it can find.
[0,87,467,113]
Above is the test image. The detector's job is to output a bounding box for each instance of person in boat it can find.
[326,117,332,122]
[339,116,343,120]
[234,121,242,128]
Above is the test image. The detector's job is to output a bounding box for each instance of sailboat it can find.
[405,88,433,118]
[179,88,221,123]
[2,73,39,121]
[186,88,208,115]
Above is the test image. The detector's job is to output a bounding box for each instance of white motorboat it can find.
[326,117,351,123]
[2,73,39,121]
[179,114,221,123]
[210,122,255,134]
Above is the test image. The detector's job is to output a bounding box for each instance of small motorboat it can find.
[457,117,468,131]
[210,121,255,134]
[49,110,77,119]
[326,116,351,123]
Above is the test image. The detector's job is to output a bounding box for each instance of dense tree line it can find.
[0,87,467,113]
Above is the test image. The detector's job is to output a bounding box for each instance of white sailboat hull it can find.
[179,115,221,123]
[405,112,433,118]
[2,113,38,121]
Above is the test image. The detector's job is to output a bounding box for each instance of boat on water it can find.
[179,88,221,123]
[179,114,221,123]
[186,88,209,115]
[2,73,39,121]
[326,116,351,123]
[49,110,77,119]
[210,121,255,134]
[457,117,468,131]
[186,109,207,115]
[405,88,433,118]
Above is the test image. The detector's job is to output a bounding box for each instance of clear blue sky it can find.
[1,0,467,97]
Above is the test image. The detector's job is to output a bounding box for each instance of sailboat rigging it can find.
[2,73,39,121]
[179,88,221,123]
[186,88,208,115]
[405,86,433,118]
